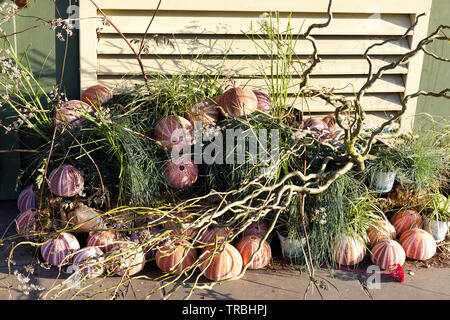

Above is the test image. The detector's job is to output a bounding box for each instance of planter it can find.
[423,218,449,243]
[277,232,305,259]
[372,171,396,193]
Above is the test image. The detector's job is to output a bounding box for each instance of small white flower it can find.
[24,265,34,274]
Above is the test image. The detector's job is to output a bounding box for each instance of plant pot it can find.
[277,232,306,259]
[372,171,396,193]
[423,217,449,243]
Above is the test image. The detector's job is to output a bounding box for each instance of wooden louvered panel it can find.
[99,11,413,36]
[79,0,432,131]
[98,36,411,56]
[97,56,408,76]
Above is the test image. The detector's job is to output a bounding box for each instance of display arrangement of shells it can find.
[72,247,105,279]
[330,233,367,266]
[17,185,36,213]
[370,239,406,270]
[154,115,194,152]
[48,164,84,197]
[235,235,271,270]
[164,157,198,189]
[81,84,113,105]
[390,209,423,237]
[199,243,243,281]
[155,239,198,274]
[399,228,437,261]
[41,232,81,266]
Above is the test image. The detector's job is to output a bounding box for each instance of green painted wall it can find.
[414,0,450,132]
[0,0,79,199]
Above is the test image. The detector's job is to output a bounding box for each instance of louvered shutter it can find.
[79,0,432,131]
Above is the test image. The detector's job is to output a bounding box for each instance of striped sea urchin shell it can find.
[186,99,220,125]
[399,228,436,261]
[17,185,36,213]
[199,227,232,245]
[154,115,194,152]
[243,221,270,239]
[303,118,329,133]
[331,233,367,266]
[236,235,271,269]
[162,211,198,238]
[155,239,198,274]
[164,157,198,189]
[54,100,94,128]
[87,231,118,253]
[48,164,84,197]
[41,232,80,266]
[218,87,258,118]
[252,90,271,113]
[199,243,243,281]
[15,208,38,238]
[390,209,423,237]
[81,84,113,105]
[367,220,397,248]
[370,239,406,270]
[73,247,105,279]
[322,114,337,131]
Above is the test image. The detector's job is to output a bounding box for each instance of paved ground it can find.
[0,200,448,300]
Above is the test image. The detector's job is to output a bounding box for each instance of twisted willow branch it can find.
[299,0,333,88]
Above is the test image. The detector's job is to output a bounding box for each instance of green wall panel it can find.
[0,0,80,200]
[414,0,450,132]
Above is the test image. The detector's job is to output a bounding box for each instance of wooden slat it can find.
[97,74,405,94]
[89,0,430,14]
[98,36,411,56]
[289,94,403,112]
[97,56,408,76]
[99,12,413,36]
